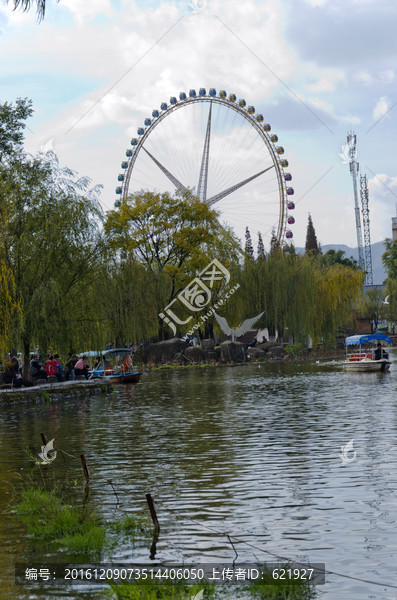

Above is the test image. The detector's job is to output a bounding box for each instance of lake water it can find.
[1,355,397,600]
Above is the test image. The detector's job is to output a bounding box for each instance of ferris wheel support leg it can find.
[207,164,275,206]
[142,146,191,196]
[197,101,213,203]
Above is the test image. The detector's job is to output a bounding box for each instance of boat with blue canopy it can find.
[344,334,391,372]
[88,348,142,383]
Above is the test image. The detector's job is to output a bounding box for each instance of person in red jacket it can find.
[45,356,63,382]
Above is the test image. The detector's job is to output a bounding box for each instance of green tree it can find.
[96,256,159,346]
[382,238,397,280]
[269,227,279,254]
[381,239,397,324]
[0,151,105,372]
[0,99,105,371]
[321,249,358,269]
[305,214,320,254]
[358,288,386,330]
[255,251,362,344]
[244,226,254,261]
[383,278,397,324]
[257,232,265,261]
[0,258,22,358]
[0,98,33,160]
[105,190,240,338]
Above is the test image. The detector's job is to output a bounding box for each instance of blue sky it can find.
[1,0,397,249]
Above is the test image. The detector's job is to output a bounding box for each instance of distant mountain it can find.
[295,241,388,285]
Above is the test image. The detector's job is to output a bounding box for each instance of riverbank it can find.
[134,342,347,370]
[0,379,112,404]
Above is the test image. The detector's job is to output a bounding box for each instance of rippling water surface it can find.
[1,355,397,600]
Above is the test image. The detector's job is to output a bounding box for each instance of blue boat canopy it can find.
[345,334,392,345]
[78,348,132,358]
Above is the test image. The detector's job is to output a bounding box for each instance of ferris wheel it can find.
[115,88,295,246]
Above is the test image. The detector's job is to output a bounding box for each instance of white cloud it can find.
[354,69,373,86]
[306,69,345,92]
[379,69,395,83]
[373,96,391,121]
[3,0,397,246]
[61,0,114,23]
[302,0,329,6]
[368,173,397,204]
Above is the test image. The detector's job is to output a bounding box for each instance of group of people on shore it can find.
[2,353,90,388]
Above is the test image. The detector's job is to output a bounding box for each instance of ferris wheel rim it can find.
[116,90,294,243]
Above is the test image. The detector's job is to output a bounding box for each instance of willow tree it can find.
[0,258,22,358]
[0,99,105,370]
[381,239,397,322]
[382,238,397,280]
[0,152,105,369]
[357,287,386,331]
[256,250,363,344]
[96,256,160,346]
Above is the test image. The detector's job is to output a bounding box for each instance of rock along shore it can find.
[133,337,347,368]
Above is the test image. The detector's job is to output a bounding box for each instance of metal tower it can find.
[347,131,365,271]
[360,174,373,285]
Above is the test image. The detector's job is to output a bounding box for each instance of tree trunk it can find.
[22,339,30,379]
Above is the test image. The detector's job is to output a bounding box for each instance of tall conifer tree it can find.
[245,226,254,260]
[305,214,320,254]
[257,232,265,260]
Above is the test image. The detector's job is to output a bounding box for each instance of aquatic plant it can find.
[284,342,303,358]
[104,580,214,600]
[12,485,151,557]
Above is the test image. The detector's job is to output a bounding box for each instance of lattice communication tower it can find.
[346,131,373,285]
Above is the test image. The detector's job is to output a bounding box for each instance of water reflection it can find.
[1,357,397,599]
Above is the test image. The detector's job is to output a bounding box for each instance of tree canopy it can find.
[0,99,105,370]
[321,249,358,269]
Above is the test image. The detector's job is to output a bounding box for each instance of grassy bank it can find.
[12,485,151,557]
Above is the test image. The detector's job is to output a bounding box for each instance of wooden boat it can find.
[89,348,142,384]
[343,334,391,372]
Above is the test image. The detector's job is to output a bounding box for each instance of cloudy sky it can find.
[1,0,397,251]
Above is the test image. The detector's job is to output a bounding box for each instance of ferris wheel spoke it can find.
[142,146,190,195]
[207,164,275,206]
[197,101,213,202]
